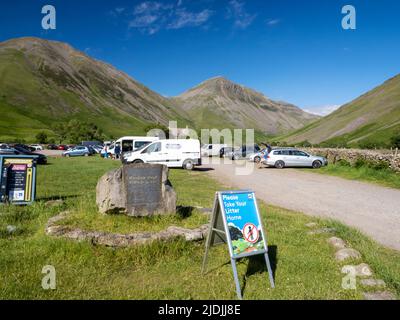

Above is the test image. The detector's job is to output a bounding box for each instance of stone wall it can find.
[301,148,400,173]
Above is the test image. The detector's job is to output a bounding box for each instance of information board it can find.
[0,156,38,205]
[202,190,275,299]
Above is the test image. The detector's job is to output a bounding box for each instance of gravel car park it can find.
[263,148,328,169]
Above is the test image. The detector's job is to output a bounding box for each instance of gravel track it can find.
[205,160,400,251]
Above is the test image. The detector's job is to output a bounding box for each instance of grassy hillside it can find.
[281,75,400,148]
[0,38,191,142]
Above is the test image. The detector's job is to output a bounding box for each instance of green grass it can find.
[309,164,400,190]
[0,157,399,299]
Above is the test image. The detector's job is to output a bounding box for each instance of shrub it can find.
[354,158,367,168]
[35,131,48,144]
[367,160,390,170]
[337,159,351,167]
[391,134,400,149]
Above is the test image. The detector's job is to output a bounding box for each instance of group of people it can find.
[103,142,121,160]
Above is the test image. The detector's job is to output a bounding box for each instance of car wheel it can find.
[183,159,194,170]
[84,153,89,157]
[275,160,285,169]
[312,160,322,169]
[254,156,261,163]
[133,159,144,164]
[66,154,70,158]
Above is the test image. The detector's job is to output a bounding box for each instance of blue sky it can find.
[1,0,400,115]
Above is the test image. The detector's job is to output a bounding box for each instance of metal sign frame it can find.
[0,155,38,205]
[202,190,275,299]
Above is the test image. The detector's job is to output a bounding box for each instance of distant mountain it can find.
[0,37,191,141]
[0,37,318,143]
[282,75,400,147]
[172,77,319,137]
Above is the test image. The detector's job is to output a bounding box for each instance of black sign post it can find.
[0,155,38,205]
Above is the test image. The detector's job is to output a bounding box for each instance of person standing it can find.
[115,143,121,160]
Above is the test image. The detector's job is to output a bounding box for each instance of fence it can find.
[301,147,400,172]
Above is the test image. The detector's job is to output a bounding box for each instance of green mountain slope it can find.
[281,75,400,147]
[0,37,191,142]
[172,77,319,137]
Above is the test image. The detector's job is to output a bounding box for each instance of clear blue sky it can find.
[1,0,400,115]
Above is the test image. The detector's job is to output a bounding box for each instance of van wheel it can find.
[133,160,144,164]
[183,159,194,170]
[275,161,285,169]
[312,160,322,169]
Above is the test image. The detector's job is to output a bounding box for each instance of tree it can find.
[52,123,68,144]
[391,134,400,149]
[144,123,169,139]
[36,131,48,144]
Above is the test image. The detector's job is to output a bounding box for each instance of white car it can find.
[124,139,201,170]
[201,144,228,157]
[248,149,266,163]
[264,148,328,169]
[30,144,43,151]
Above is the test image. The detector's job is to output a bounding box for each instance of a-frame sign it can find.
[202,190,275,299]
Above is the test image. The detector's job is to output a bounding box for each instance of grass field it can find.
[0,157,399,299]
[305,164,400,190]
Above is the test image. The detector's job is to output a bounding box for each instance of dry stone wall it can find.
[301,148,400,172]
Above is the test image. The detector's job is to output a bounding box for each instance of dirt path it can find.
[205,160,400,251]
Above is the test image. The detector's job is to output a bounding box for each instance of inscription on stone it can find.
[123,166,162,213]
[97,163,176,216]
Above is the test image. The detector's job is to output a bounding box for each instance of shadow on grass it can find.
[176,206,195,218]
[36,195,80,202]
[193,167,215,172]
[241,245,278,295]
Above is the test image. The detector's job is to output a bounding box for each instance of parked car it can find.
[123,139,201,170]
[201,144,228,157]
[231,144,261,160]
[92,145,103,154]
[57,145,68,151]
[219,147,234,158]
[47,144,58,150]
[13,144,35,152]
[249,149,266,163]
[62,146,91,157]
[9,145,47,164]
[263,148,328,169]
[30,144,43,151]
[87,146,96,155]
[102,136,159,158]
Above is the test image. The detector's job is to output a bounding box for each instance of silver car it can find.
[264,148,328,169]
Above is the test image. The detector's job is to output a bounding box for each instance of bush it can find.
[391,134,400,149]
[337,159,351,167]
[354,158,367,168]
[367,160,390,170]
[298,140,312,148]
[35,131,48,144]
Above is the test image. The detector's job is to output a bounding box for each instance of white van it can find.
[102,136,159,157]
[124,139,201,170]
[201,144,228,157]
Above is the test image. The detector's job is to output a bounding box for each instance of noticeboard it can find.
[202,190,275,299]
[0,155,38,205]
